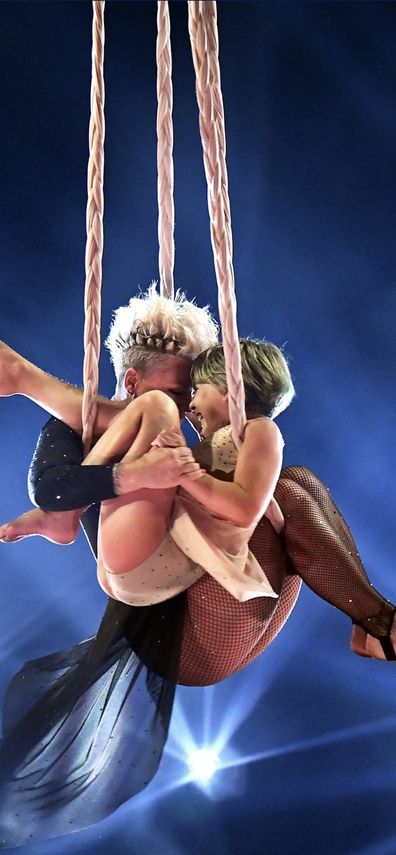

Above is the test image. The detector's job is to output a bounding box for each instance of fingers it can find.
[179,468,206,481]
[171,447,195,464]
[173,448,205,480]
[151,427,186,448]
[177,457,206,480]
[143,445,204,486]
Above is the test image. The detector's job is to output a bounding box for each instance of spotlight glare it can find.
[188,748,220,782]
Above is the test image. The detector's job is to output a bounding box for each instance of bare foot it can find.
[350,619,396,661]
[0,508,79,545]
[365,633,396,661]
[350,625,371,658]
[0,340,28,396]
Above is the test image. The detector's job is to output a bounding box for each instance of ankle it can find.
[46,511,80,541]
[355,603,396,640]
[17,356,36,396]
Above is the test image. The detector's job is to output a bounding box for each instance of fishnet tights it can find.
[275,467,395,636]
[179,515,295,686]
[178,466,395,686]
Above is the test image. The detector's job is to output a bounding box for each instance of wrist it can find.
[112,458,146,495]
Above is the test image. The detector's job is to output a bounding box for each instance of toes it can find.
[0,520,29,542]
[0,525,11,541]
[0,526,21,543]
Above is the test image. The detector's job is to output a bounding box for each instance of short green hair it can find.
[191,338,295,418]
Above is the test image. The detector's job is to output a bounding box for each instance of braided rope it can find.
[82,1,105,453]
[188,0,246,446]
[157,1,175,299]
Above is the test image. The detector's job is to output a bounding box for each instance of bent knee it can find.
[138,389,179,419]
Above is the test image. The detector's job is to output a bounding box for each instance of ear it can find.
[124,367,139,397]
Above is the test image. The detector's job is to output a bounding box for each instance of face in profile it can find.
[189,383,229,437]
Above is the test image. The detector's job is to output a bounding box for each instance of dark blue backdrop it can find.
[1,2,396,854]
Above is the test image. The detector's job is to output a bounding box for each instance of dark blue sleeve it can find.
[28,417,117,512]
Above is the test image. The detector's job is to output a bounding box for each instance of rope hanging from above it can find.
[82,1,246,448]
[157,1,175,300]
[82,0,105,453]
[188,0,246,446]
[156,0,246,443]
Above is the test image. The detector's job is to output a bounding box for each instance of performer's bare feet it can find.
[0,340,25,396]
[0,508,79,545]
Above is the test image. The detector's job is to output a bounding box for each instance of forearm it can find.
[35,458,163,512]
[28,417,117,511]
[32,462,117,511]
[28,416,153,511]
[184,421,284,528]
[180,473,257,527]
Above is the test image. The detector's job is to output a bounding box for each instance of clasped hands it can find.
[148,426,205,486]
[114,427,205,494]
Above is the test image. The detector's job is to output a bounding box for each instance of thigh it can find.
[179,575,279,686]
[98,487,176,574]
[86,390,179,465]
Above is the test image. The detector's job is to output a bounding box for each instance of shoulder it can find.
[243,417,284,450]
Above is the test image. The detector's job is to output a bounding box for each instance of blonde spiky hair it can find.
[105,282,219,386]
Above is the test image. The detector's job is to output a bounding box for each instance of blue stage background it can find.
[1,2,396,853]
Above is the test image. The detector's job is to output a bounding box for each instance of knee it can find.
[28,471,66,511]
[274,477,308,517]
[138,390,180,421]
[281,465,323,493]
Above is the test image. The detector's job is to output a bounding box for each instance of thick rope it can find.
[82,1,106,453]
[188,0,246,445]
[157,1,175,299]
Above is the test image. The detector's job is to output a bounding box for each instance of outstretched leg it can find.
[274,466,396,660]
[0,340,124,435]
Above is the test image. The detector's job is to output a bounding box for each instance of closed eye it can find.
[168,388,190,398]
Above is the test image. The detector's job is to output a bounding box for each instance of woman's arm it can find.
[29,414,200,512]
[178,419,284,528]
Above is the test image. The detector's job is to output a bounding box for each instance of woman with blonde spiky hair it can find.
[105,282,220,401]
[0,282,219,545]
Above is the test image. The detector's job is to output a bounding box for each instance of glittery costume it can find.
[0,417,394,847]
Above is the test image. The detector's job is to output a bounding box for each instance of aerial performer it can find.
[0,287,395,848]
[0,0,394,848]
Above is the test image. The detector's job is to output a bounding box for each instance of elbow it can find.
[244,511,263,528]
[28,474,43,508]
[234,504,261,529]
[28,472,59,511]
[231,487,263,528]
